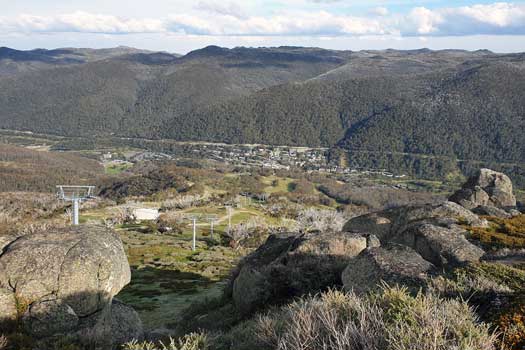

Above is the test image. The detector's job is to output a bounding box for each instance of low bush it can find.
[468,215,525,249]
[254,287,496,350]
[226,216,269,249]
[497,296,525,350]
[294,208,345,233]
[428,262,525,350]
[161,194,209,210]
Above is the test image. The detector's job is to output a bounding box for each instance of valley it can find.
[1,47,524,186]
[0,44,524,350]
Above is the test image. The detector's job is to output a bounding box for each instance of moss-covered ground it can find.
[466,215,525,249]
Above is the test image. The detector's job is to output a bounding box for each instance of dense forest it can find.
[0,46,524,183]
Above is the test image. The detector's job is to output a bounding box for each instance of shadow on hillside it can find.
[126,266,213,292]
[0,289,143,350]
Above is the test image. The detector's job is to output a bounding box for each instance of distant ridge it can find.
[0,45,524,182]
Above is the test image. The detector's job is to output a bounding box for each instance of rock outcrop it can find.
[450,168,516,210]
[227,169,519,315]
[343,201,486,269]
[472,205,512,219]
[228,231,369,315]
[0,225,143,346]
[343,201,487,241]
[342,244,435,293]
[230,201,492,311]
[111,299,144,345]
[340,199,489,294]
[392,223,484,267]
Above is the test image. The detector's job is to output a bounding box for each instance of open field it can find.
[77,201,280,330]
[104,161,133,175]
[115,228,240,330]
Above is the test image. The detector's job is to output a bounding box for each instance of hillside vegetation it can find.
[0,144,104,192]
[0,47,524,183]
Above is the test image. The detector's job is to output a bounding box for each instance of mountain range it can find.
[0,45,524,181]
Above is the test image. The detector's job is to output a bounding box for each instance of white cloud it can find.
[194,1,248,19]
[0,11,164,34]
[404,7,444,35]
[454,2,525,27]
[401,3,525,36]
[1,2,525,38]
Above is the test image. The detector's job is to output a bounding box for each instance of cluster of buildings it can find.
[99,142,405,178]
[188,143,329,170]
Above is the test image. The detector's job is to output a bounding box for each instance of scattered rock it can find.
[343,201,486,270]
[232,266,270,316]
[0,225,143,346]
[509,209,522,217]
[343,212,393,241]
[342,244,435,294]
[450,169,516,209]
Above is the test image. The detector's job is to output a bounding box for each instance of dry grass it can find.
[124,333,209,350]
[0,335,8,350]
[255,286,496,350]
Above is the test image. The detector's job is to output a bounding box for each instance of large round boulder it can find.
[450,169,516,210]
[0,225,143,346]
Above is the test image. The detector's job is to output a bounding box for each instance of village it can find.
[101,142,405,179]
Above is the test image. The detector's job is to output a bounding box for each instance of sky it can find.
[1,0,525,53]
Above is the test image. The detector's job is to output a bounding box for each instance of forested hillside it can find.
[0,46,524,182]
[0,144,103,192]
[0,46,154,76]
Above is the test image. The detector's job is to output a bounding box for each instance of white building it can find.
[133,208,160,221]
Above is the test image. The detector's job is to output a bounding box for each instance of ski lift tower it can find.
[56,185,95,225]
[186,214,202,251]
[206,214,219,240]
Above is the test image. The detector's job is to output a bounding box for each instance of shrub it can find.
[295,208,345,233]
[428,263,517,298]
[17,219,68,236]
[427,263,525,350]
[468,215,525,249]
[255,287,496,350]
[226,217,269,249]
[156,211,185,234]
[161,194,208,210]
[109,206,136,225]
[497,297,525,350]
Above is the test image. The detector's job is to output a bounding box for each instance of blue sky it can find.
[1,0,525,53]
